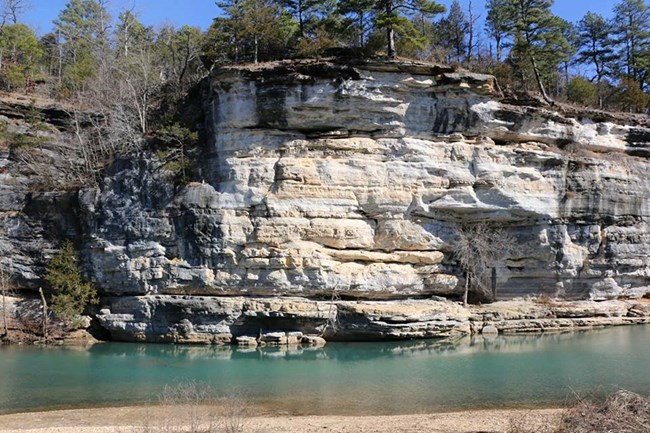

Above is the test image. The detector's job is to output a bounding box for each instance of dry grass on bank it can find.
[508,390,650,433]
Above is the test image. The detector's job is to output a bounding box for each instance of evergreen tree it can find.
[0,23,41,90]
[39,32,60,78]
[557,18,577,98]
[577,12,616,85]
[502,0,570,103]
[576,12,616,107]
[612,0,650,90]
[212,0,295,64]
[241,0,290,63]
[485,0,509,62]
[370,0,445,59]
[436,0,468,63]
[44,240,98,323]
[215,0,248,63]
[53,0,111,93]
[613,75,650,112]
[338,0,374,49]
[274,0,324,39]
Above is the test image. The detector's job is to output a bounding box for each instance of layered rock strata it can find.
[96,296,650,343]
[1,59,649,342]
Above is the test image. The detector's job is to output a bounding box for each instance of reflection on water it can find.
[0,325,648,415]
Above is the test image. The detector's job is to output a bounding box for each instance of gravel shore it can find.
[0,406,563,433]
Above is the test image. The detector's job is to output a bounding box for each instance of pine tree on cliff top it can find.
[367,0,446,59]
[501,0,570,104]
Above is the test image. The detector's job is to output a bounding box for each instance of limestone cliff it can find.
[1,60,649,343]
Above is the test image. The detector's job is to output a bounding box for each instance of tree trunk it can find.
[253,34,258,65]
[298,0,305,39]
[1,286,7,337]
[387,27,396,59]
[57,30,63,85]
[491,267,497,301]
[530,55,553,104]
[358,13,365,48]
[38,287,48,339]
[386,3,396,59]
[463,273,469,307]
[466,0,475,65]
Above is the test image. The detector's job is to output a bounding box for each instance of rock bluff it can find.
[1,60,649,342]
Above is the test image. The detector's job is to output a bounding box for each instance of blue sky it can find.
[24,0,621,36]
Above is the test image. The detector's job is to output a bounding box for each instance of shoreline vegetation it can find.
[0,389,648,433]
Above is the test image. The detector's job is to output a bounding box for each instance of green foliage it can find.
[337,0,375,49]
[44,240,98,323]
[0,24,43,90]
[11,132,48,148]
[54,0,110,93]
[371,0,446,58]
[61,50,96,92]
[209,0,296,65]
[501,0,571,100]
[54,0,110,51]
[436,0,468,63]
[157,122,198,146]
[296,24,338,57]
[612,76,650,112]
[485,0,509,62]
[576,12,616,84]
[274,0,332,39]
[612,0,650,89]
[155,122,199,181]
[567,76,598,106]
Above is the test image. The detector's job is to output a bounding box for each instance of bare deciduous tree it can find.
[0,0,28,26]
[453,222,516,306]
[38,287,48,339]
[0,261,9,338]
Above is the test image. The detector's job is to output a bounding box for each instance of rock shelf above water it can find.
[1,59,649,342]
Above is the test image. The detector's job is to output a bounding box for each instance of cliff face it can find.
[2,60,650,343]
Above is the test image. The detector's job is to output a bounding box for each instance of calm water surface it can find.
[1,325,649,415]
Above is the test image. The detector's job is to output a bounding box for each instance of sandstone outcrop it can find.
[1,59,649,343]
[95,295,650,343]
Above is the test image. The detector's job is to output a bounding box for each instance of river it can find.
[1,325,648,415]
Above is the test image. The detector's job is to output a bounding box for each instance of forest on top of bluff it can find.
[0,0,647,170]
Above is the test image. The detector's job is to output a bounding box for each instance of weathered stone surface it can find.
[0,60,649,342]
[95,296,650,343]
[71,60,650,307]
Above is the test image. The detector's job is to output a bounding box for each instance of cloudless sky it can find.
[23,0,621,36]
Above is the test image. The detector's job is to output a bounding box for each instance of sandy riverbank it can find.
[0,406,564,433]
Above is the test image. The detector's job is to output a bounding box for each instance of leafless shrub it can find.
[128,382,249,433]
[453,222,516,305]
[533,293,556,306]
[507,390,650,433]
[557,390,650,433]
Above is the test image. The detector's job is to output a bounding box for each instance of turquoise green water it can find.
[1,325,649,415]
